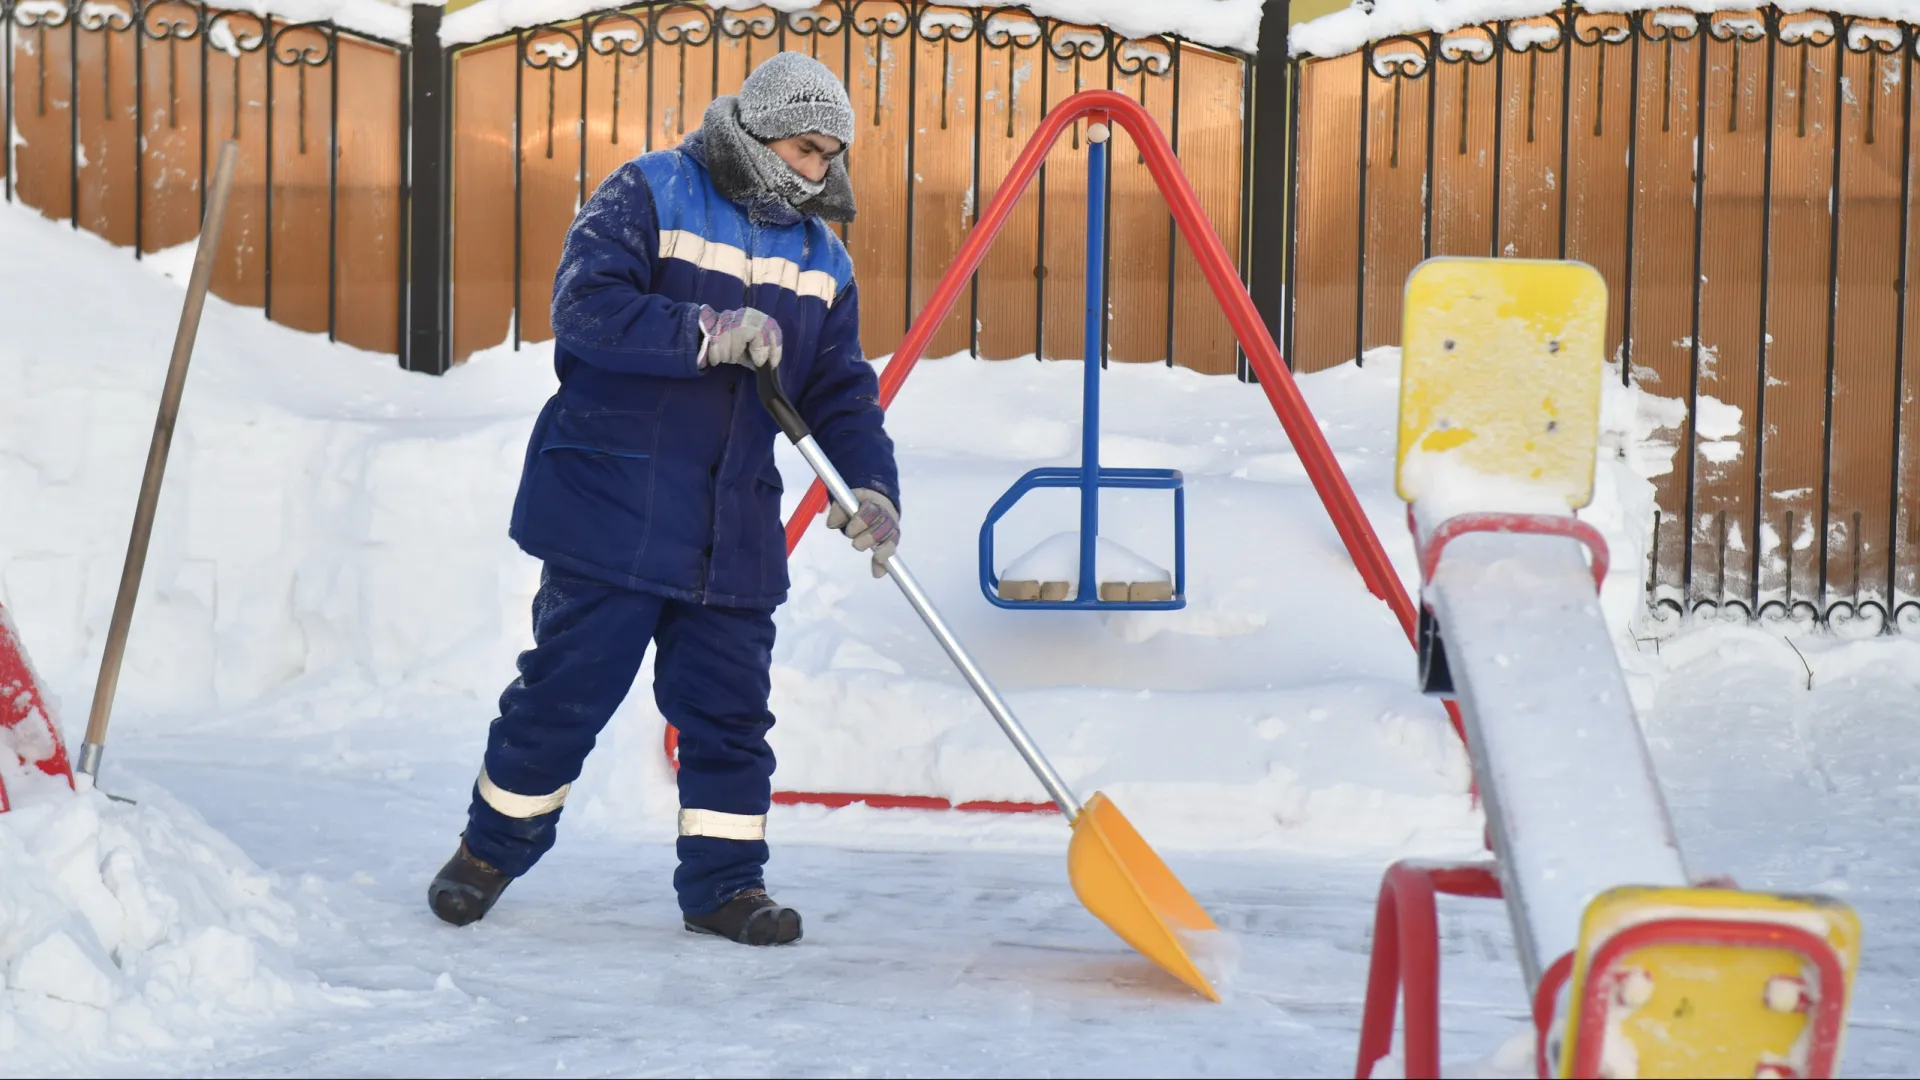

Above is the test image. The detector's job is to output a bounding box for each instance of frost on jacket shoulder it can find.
[510,149,898,610]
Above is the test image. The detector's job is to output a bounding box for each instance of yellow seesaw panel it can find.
[1397,257,1609,509]
[1560,886,1862,1079]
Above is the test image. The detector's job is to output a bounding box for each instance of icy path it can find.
[112,727,1530,1078]
[62,620,1915,1079]
[81,633,1919,1080]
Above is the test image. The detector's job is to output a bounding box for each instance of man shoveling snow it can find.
[428,52,902,946]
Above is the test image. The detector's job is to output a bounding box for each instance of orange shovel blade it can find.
[1067,791,1224,1002]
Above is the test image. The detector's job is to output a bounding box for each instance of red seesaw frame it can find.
[1354,859,1848,1079]
[1413,510,1611,594]
[666,89,1463,813]
[1355,861,1504,1080]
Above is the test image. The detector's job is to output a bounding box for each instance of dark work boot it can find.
[683,888,803,946]
[428,842,512,926]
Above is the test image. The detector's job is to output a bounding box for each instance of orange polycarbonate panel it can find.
[138,4,208,256]
[1359,37,1432,356]
[1040,31,1096,363]
[1561,15,1634,375]
[73,4,137,247]
[265,21,334,336]
[1168,46,1243,375]
[1754,26,1841,613]
[335,35,403,354]
[909,10,983,363]
[1104,40,1178,365]
[1824,36,1905,616]
[1292,51,1363,373]
[1493,19,1569,263]
[1627,26,1706,610]
[13,12,76,221]
[973,16,1044,361]
[202,12,270,312]
[842,3,912,360]
[450,37,516,364]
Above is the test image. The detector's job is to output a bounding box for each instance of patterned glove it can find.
[825,489,900,579]
[698,305,783,370]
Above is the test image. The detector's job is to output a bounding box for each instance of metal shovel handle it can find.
[757,364,1083,820]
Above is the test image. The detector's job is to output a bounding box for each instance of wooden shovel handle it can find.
[80,140,242,770]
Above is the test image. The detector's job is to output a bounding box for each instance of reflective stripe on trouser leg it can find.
[463,568,665,879]
[478,766,570,818]
[679,808,767,840]
[652,600,778,915]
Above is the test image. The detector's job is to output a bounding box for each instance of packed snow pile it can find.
[0,781,340,1072]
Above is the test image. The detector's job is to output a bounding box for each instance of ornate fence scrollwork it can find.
[455,1,1235,374]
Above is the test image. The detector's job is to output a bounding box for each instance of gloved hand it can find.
[826,489,900,579]
[698,305,783,370]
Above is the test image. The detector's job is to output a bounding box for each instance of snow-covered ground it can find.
[3,200,1918,1076]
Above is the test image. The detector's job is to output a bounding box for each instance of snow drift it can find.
[0,778,345,1072]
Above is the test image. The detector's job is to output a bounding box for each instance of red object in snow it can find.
[0,602,75,813]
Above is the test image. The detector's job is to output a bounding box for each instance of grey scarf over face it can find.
[680,96,856,227]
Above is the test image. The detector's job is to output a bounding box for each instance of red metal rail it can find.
[739,89,1463,814]
[1417,512,1611,594]
[661,727,1055,814]
[1353,861,1503,1079]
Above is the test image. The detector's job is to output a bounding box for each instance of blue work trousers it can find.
[462,566,777,915]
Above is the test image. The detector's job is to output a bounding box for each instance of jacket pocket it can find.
[542,408,659,459]
[525,408,661,573]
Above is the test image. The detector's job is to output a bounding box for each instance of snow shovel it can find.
[77,139,243,794]
[756,364,1224,1002]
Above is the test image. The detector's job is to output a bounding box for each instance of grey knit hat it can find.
[736,52,856,149]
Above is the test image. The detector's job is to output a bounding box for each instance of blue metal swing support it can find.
[977,126,1187,611]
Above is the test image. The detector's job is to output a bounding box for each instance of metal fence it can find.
[16,0,1920,628]
[1282,5,1920,631]
[1,1,1253,375]
[440,2,1252,372]
[0,0,410,353]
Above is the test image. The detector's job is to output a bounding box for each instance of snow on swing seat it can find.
[995,531,1173,603]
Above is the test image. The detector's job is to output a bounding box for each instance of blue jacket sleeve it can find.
[548,163,706,378]
[798,281,901,512]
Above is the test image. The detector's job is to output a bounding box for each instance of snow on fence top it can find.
[439,0,1268,51]
[195,0,414,44]
[1288,0,1920,58]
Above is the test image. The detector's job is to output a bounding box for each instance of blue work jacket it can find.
[510,150,899,609]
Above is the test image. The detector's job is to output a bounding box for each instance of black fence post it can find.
[403,2,451,374]
[1248,0,1292,375]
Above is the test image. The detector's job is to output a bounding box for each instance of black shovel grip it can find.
[756,363,811,444]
